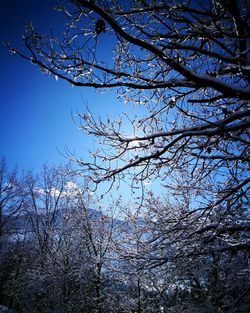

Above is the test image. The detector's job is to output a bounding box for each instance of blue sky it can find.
[0,1,162,200]
[0,0,126,173]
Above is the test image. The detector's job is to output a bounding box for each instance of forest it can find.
[1,159,249,312]
[2,0,250,312]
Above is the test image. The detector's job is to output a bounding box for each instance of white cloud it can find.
[33,181,82,198]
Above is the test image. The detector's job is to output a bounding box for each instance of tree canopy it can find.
[10,0,250,206]
[4,1,250,311]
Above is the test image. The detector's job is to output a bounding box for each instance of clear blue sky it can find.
[0,0,126,173]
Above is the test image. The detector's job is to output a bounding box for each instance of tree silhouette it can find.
[7,0,250,273]
[11,0,249,209]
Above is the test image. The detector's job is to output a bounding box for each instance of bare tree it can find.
[0,160,249,311]
[0,159,30,311]
[128,193,250,312]
[0,158,25,243]
[20,165,118,312]
[8,0,250,211]
[6,1,250,310]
